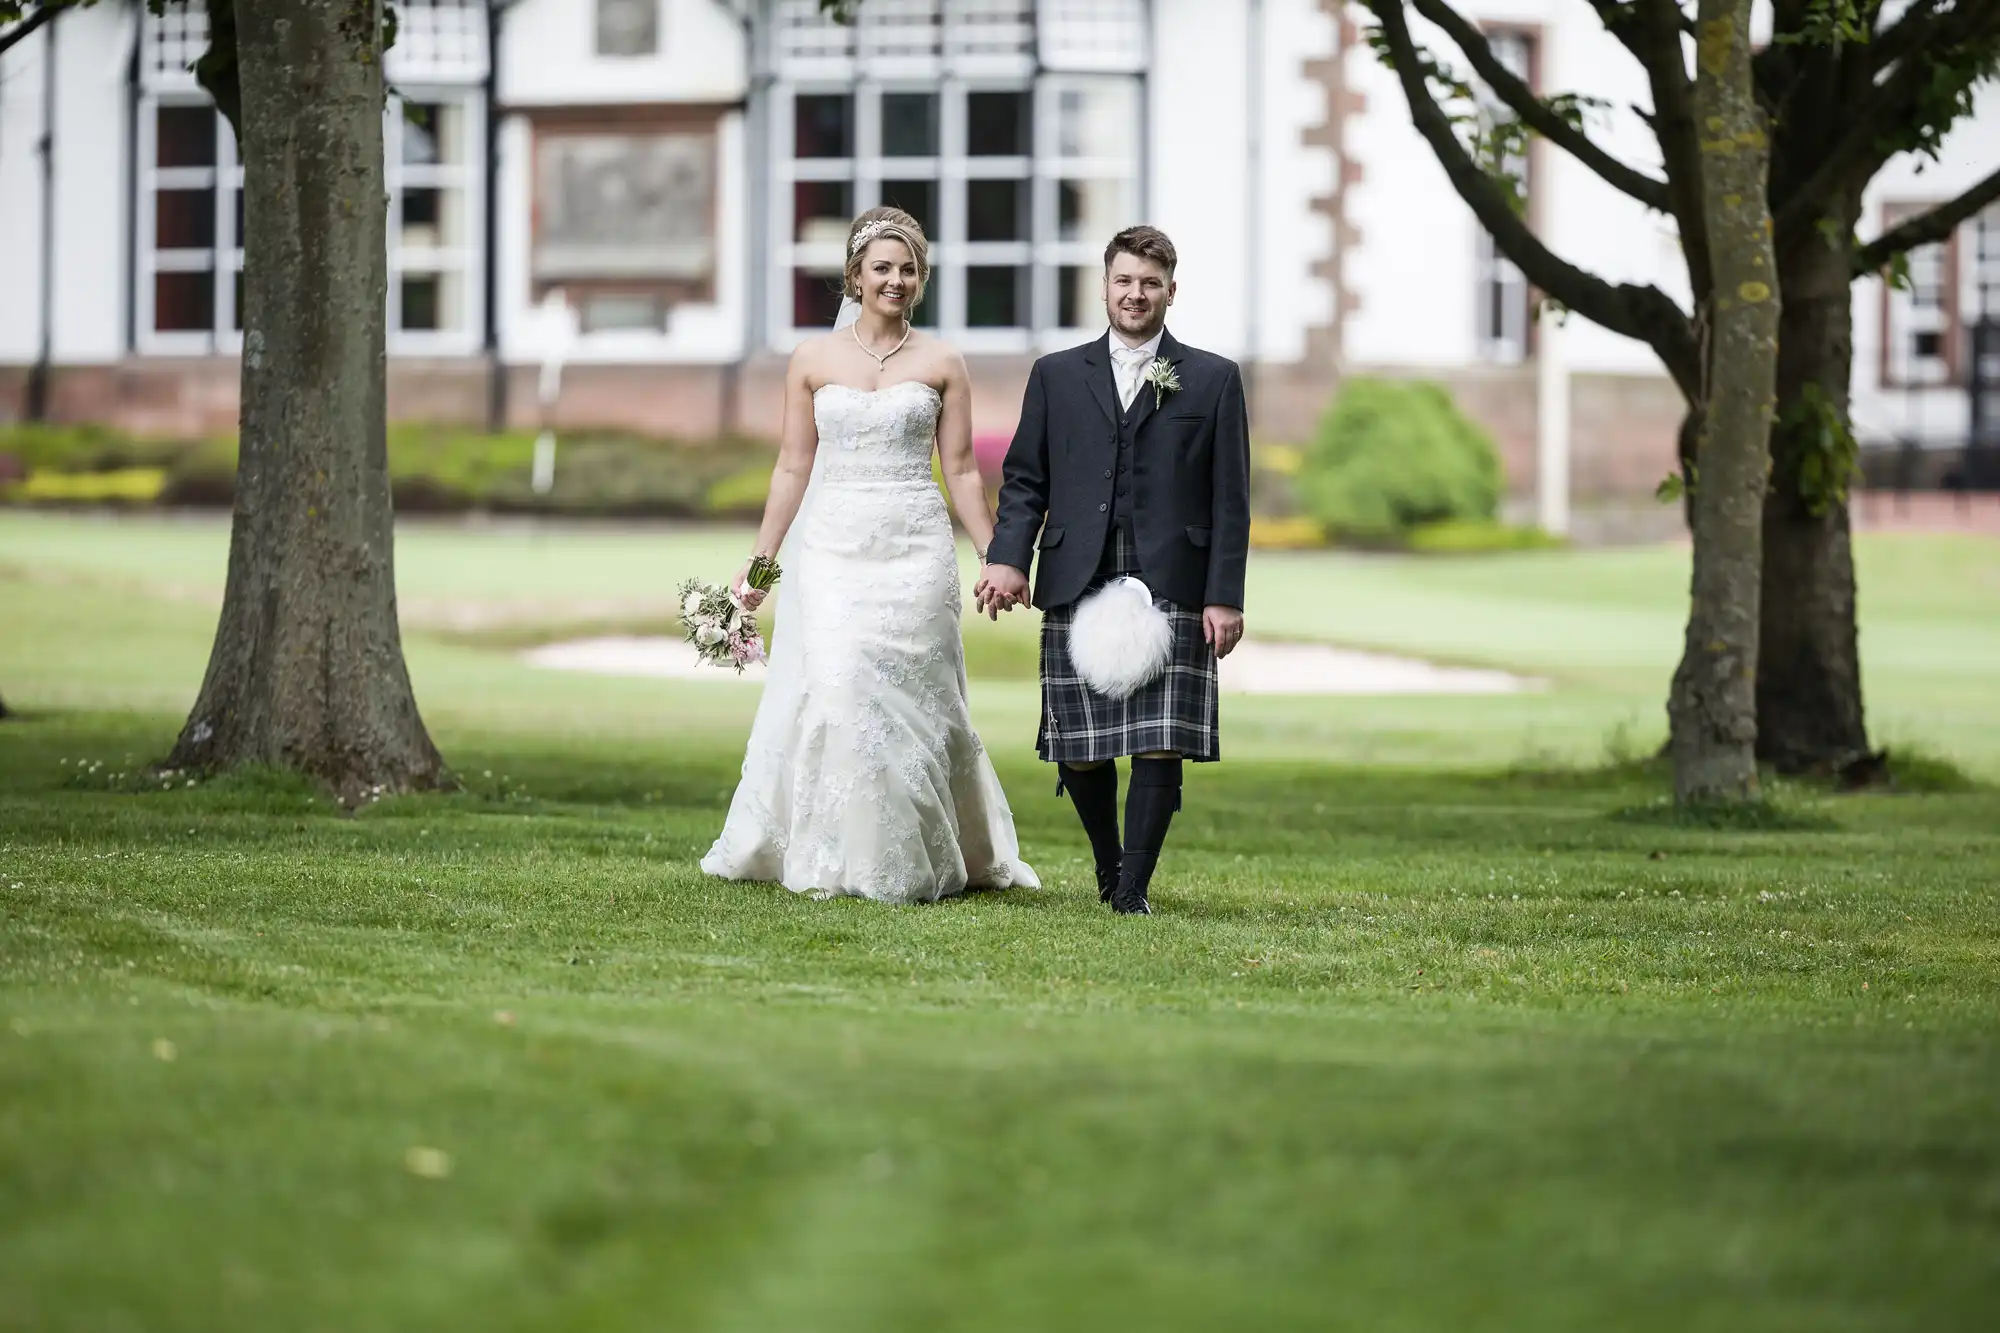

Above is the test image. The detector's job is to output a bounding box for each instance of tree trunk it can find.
[0,691,10,721]
[1757,225,1872,774]
[166,0,444,802]
[1668,0,1778,805]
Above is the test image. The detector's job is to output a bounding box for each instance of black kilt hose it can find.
[1038,527,1219,764]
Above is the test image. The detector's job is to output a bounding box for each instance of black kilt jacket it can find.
[986,329,1252,613]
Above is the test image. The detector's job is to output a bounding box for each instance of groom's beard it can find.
[1109,303,1166,343]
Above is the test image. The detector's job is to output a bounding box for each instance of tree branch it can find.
[1628,0,1715,304]
[0,1,56,62]
[1407,0,1672,212]
[1775,1,2000,238]
[1872,0,1953,75]
[1854,161,2000,273]
[1364,1,1700,396]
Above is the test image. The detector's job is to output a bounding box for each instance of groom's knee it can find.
[1061,760,1110,772]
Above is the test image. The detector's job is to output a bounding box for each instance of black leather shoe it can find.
[1096,857,1121,904]
[1111,852,1155,916]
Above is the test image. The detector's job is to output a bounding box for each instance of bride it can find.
[700,207,1039,903]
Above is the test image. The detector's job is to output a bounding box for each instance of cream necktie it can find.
[1112,346,1149,412]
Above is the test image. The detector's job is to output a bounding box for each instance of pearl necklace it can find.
[852,318,911,369]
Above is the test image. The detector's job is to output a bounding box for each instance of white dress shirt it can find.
[1108,327,1165,413]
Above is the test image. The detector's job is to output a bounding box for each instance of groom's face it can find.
[1103,253,1174,342]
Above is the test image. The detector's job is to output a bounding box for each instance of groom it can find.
[977,226,1251,915]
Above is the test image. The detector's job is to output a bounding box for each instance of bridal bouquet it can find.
[678,574,771,672]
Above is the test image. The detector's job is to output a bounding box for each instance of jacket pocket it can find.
[1039,525,1067,548]
[1185,525,1211,547]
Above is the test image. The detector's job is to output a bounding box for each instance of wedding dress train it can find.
[701,381,1039,903]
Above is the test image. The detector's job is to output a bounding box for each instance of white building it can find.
[2,0,1996,498]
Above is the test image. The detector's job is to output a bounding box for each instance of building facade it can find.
[2,0,1996,499]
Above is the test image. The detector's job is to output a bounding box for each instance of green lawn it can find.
[2,513,1998,1330]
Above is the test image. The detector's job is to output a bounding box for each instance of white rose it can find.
[697,624,726,647]
[684,590,704,619]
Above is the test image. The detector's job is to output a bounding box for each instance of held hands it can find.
[974,563,1031,620]
[1203,605,1245,659]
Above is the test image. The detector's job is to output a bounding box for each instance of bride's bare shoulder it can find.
[787,334,841,381]
[905,330,969,381]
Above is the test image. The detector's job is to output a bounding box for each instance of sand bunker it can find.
[523,636,1541,696]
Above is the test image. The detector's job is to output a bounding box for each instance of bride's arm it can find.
[936,350,996,559]
[735,349,819,608]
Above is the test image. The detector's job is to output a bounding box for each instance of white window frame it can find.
[133,92,485,357]
[135,97,244,355]
[770,75,1139,352]
[387,88,487,356]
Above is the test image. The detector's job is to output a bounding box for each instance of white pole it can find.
[531,289,575,496]
[1537,300,1571,535]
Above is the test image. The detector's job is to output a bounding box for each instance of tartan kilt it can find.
[1037,527,1220,764]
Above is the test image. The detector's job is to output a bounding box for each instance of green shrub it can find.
[5,420,781,518]
[1405,518,1566,554]
[1297,378,1503,543]
[7,467,169,504]
[159,438,238,507]
[0,423,184,473]
[705,462,773,519]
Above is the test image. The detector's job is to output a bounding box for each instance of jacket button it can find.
[1098,503,1108,512]
[1102,468,1112,479]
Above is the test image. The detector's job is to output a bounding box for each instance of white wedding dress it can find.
[701,381,1040,903]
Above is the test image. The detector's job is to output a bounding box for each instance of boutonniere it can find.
[1144,357,1181,409]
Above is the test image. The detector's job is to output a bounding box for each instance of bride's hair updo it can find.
[844,206,930,309]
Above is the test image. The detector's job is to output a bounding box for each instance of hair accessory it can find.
[849,217,902,255]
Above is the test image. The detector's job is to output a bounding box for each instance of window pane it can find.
[795,94,854,159]
[401,187,462,249]
[793,268,844,327]
[402,103,449,165]
[401,275,441,331]
[582,293,661,331]
[794,180,853,246]
[230,188,244,250]
[156,105,216,169]
[967,91,1030,157]
[232,270,244,332]
[155,187,216,250]
[910,268,939,329]
[1058,179,1127,244]
[403,185,440,228]
[880,180,937,238]
[881,92,939,157]
[596,0,660,57]
[967,265,1025,328]
[154,270,215,332]
[1055,83,1136,159]
[1058,265,1097,329]
[966,179,1027,242]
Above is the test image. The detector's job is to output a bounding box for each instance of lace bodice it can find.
[812,381,941,485]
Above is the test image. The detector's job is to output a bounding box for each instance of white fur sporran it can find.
[1068,577,1174,700]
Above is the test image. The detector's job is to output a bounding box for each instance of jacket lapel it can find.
[1079,338,1121,429]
